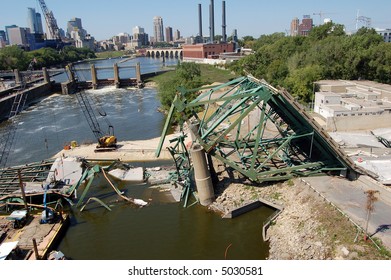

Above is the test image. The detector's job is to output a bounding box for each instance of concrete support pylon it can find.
[113,63,120,88]
[14,69,22,85]
[91,64,98,89]
[190,144,215,206]
[65,64,75,82]
[42,67,50,84]
[136,62,142,84]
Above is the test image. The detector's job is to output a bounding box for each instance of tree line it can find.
[0,46,96,71]
[229,23,391,103]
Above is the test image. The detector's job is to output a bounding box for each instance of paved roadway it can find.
[302,175,391,250]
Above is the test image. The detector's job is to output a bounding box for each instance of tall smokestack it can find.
[222,1,226,42]
[209,0,215,43]
[198,4,203,37]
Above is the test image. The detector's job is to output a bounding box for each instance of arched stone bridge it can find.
[145,48,183,58]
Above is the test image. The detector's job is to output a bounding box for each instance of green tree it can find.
[285,65,323,102]
[157,62,202,112]
[0,45,29,70]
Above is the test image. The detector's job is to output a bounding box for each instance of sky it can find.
[1,0,391,41]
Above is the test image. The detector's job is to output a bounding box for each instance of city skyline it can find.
[1,0,391,41]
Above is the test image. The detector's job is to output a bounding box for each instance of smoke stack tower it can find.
[198,3,203,37]
[222,1,227,42]
[209,0,215,43]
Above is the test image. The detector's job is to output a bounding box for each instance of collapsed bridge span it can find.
[156,75,368,183]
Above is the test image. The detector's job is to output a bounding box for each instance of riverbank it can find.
[209,161,391,259]
[53,134,391,259]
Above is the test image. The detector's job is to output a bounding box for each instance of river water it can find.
[1,57,273,260]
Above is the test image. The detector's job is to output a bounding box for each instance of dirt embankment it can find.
[209,161,389,260]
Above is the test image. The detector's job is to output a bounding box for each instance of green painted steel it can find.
[80,197,112,212]
[156,75,356,184]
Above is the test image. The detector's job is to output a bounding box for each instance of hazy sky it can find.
[1,0,390,41]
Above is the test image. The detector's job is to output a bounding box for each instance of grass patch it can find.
[199,64,237,84]
[147,63,237,86]
[314,198,391,259]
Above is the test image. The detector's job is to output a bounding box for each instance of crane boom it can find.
[37,0,61,40]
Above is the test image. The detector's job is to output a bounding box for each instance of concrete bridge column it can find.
[65,64,75,82]
[42,67,50,84]
[190,144,215,206]
[136,62,142,85]
[61,64,77,95]
[91,64,98,89]
[14,69,22,85]
[113,63,120,88]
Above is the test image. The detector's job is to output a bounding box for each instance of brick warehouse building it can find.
[183,42,235,59]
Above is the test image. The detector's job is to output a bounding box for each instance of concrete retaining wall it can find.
[0,82,53,121]
[326,113,391,131]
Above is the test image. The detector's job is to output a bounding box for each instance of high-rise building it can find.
[27,8,44,34]
[8,26,30,46]
[27,8,38,33]
[290,17,299,36]
[165,26,173,43]
[5,25,18,44]
[174,29,181,41]
[36,13,44,34]
[133,26,145,35]
[133,26,148,46]
[153,16,164,43]
[290,16,313,36]
[299,15,313,36]
[67,17,83,38]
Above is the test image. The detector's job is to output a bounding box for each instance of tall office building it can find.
[27,8,43,34]
[133,26,148,46]
[290,17,299,36]
[299,15,313,36]
[153,16,164,43]
[165,26,173,43]
[290,16,313,36]
[8,26,30,46]
[5,25,18,44]
[67,17,83,38]
[36,13,44,34]
[174,29,181,41]
[27,8,37,33]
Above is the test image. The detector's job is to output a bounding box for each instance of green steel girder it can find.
[156,75,355,183]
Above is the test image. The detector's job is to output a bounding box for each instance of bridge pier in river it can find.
[61,62,144,94]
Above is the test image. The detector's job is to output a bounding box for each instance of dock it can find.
[0,213,69,260]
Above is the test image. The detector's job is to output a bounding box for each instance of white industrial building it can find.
[314,80,391,131]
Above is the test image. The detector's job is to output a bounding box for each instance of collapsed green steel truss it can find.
[156,76,356,183]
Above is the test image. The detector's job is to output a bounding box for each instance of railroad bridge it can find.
[145,48,183,58]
